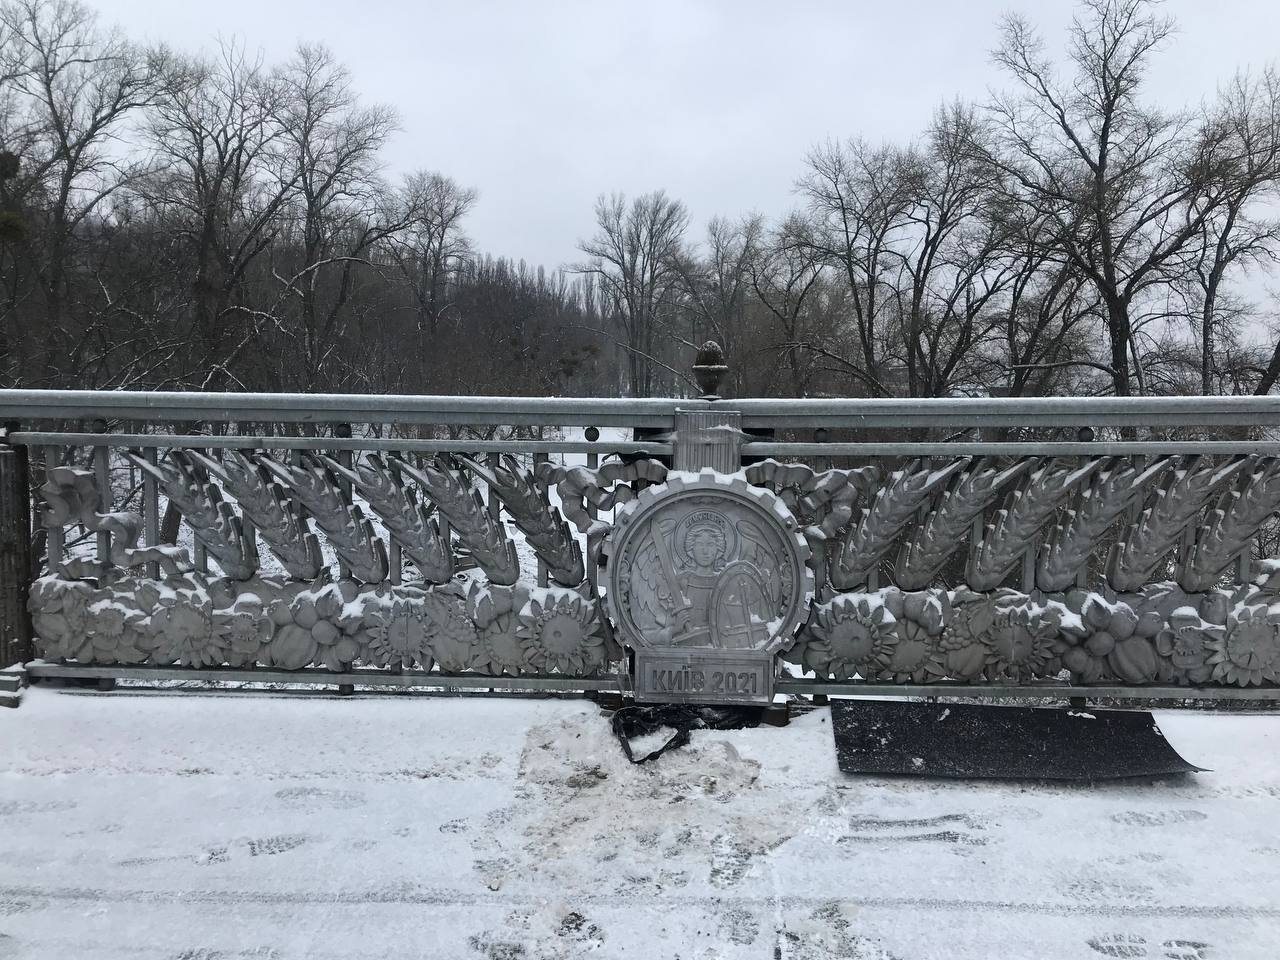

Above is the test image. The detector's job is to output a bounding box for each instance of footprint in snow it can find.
[1087,933,1149,958]
[1086,935,1213,960]
[1162,940,1211,960]
[1109,809,1207,827]
[273,786,366,810]
[201,834,310,863]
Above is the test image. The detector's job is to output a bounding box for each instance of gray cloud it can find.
[93,0,1280,267]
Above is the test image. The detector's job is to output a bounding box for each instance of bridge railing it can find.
[2,387,1280,700]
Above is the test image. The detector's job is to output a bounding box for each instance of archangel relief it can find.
[624,497,791,649]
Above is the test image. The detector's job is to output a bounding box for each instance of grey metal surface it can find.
[23,661,618,691]
[633,648,773,705]
[673,408,741,473]
[9,432,670,456]
[25,443,1280,694]
[0,442,33,668]
[13,372,1280,703]
[604,471,812,705]
[744,441,1280,456]
[0,390,690,427]
[604,471,812,655]
[20,661,1280,700]
[6,388,1280,428]
[776,678,1280,700]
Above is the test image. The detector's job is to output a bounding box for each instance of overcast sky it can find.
[91,0,1280,270]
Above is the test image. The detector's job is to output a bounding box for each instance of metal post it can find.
[585,427,599,593]
[333,423,356,694]
[1076,427,1095,590]
[437,454,452,551]
[335,424,353,581]
[1238,545,1253,585]
[189,421,208,574]
[92,419,112,569]
[143,447,160,579]
[532,452,549,588]
[485,452,501,522]
[389,453,404,586]
[0,423,33,668]
[44,446,62,570]
[672,408,742,473]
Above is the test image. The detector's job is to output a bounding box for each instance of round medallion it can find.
[604,471,812,654]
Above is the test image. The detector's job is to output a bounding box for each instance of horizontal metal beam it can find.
[744,441,1280,457]
[14,432,1278,459]
[0,389,690,427]
[8,432,671,456]
[24,663,1276,702]
[24,662,620,692]
[744,411,1280,429]
[15,434,1279,461]
[5,389,1280,429]
[775,678,1280,700]
[736,394,1280,428]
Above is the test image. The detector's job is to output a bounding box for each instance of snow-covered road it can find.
[1,688,1278,959]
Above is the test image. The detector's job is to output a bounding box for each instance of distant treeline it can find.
[2,0,1280,401]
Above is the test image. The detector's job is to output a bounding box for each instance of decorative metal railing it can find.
[4,363,1280,702]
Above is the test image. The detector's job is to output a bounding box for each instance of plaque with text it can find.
[634,647,774,705]
[604,471,811,706]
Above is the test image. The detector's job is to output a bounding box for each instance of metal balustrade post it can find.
[532,452,549,588]
[330,423,356,694]
[190,422,209,574]
[1076,427,1095,589]
[388,452,404,585]
[335,423,353,581]
[485,452,501,522]
[436,451,453,556]
[0,423,33,668]
[143,447,160,579]
[44,445,62,571]
[585,427,599,593]
[91,419,112,569]
[672,408,742,473]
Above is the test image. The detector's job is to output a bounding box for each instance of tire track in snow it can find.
[3,884,1278,920]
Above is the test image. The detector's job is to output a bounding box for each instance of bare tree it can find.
[748,215,826,397]
[575,190,689,396]
[386,170,475,339]
[798,138,912,394]
[1189,69,1280,394]
[141,39,298,388]
[882,103,1018,397]
[992,212,1100,398]
[676,214,760,394]
[268,43,402,392]
[989,0,1231,395]
[0,0,167,384]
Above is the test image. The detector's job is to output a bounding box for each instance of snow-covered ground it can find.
[2,689,1279,959]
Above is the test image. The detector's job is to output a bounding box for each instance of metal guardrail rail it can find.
[6,432,671,456]
[4,388,1280,428]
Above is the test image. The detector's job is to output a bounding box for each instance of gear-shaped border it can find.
[603,469,814,654]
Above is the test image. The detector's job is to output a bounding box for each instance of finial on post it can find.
[692,341,728,400]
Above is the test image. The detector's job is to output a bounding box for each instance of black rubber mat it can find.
[830,699,1205,781]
